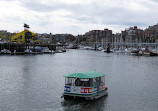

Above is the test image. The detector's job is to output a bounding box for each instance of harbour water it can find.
[0,50,158,111]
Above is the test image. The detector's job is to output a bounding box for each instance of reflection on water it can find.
[0,50,158,111]
[61,96,108,111]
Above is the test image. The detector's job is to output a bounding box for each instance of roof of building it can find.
[64,71,106,78]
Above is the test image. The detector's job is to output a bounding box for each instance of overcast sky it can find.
[0,0,158,35]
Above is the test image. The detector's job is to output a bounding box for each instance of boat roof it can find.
[64,71,106,78]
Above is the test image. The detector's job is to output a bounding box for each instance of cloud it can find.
[150,0,158,3]
[0,0,158,34]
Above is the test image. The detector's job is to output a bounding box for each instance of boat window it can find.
[97,77,102,85]
[80,79,89,81]
[74,78,92,87]
[93,77,103,85]
[71,78,76,86]
[93,78,97,86]
[65,78,68,85]
[65,78,73,85]
[75,78,82,86]
[101,76,105,83]
[82,79,91,87]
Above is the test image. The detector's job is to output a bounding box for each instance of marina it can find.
[0,42,158,56]
[0,49,157,111]
[0,43,62,55]
[1,0,158,110]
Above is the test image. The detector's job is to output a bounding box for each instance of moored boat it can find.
[55,46,63,53]
[150,52,158,56]
[62,71,108,100]
[24,48,33,54]
[131,48,140,54]
[143,46,151,56]
[43,47,52,54]
[1,49,11,54]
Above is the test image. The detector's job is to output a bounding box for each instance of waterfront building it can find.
[52,34,68,44]
[83,29,113,43]
[37,33,75,45]
[113,26,144,49]
[52,34,75,44]
[102,29,113,43]
[38,33,75,45]
[11,29,39,44]
[113,33,124,49]
[121,26,144,43]
[114,33,124,43]
[76,35,87,44]
[143,23,158,43]
[80,29,113,47]
[38,33,52,44]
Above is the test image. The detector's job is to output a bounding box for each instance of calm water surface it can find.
[0,50,158,111]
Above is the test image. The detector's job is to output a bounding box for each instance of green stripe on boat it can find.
[64,92,97,96]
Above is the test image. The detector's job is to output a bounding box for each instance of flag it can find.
[24,24,30,28]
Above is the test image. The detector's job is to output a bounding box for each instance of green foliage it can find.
[0,31,14,41]
[66,34,75,42]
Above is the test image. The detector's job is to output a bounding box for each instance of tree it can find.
[66,34,76,42]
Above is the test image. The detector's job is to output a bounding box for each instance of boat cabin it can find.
[62,72,108,100]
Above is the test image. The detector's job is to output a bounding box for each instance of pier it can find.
[0,43,56,55]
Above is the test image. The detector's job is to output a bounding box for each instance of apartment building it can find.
[143,23,158,43]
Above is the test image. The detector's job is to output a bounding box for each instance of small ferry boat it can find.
[62,71,108,100]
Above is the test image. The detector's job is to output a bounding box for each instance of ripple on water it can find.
[0,50,157,111]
